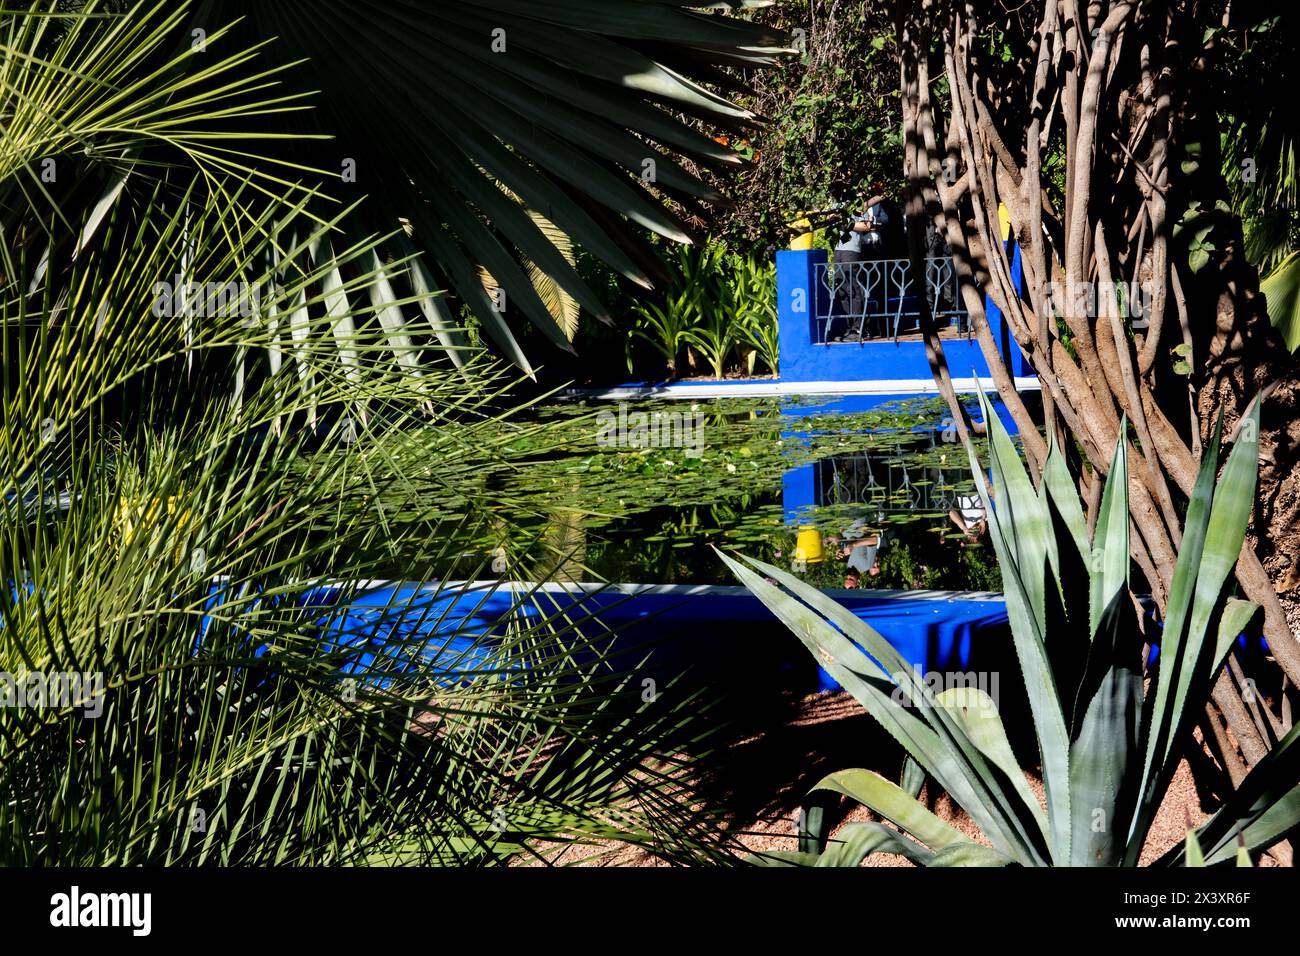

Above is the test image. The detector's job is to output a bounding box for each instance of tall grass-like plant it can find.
[626,288,700,380]
[729,254,779,375]
[628,241,779,380]
[722,391,1299,866]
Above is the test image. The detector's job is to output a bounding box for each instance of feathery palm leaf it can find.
[1,5,736,865]
[20,1,785,374]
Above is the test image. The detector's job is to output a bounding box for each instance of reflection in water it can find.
[469,396,1006,591]
[794,429,988,589]
[817,442,968,516]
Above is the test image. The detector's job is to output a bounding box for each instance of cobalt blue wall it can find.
[776,247,1034,383]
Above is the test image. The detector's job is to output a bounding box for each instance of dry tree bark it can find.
[895,0,1299,775]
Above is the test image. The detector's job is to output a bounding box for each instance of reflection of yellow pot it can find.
[794,525,825,564]
[117,495,191,556]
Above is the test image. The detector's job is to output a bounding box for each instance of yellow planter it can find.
[789,227,816,251]
[786,211,824,251]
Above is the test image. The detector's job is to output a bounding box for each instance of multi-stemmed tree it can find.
[888,0,1297,793]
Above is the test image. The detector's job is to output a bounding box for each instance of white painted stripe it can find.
[562,378,1041,401]
[313,579,1006,603]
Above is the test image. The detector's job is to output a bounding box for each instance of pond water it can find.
[481,392,1021,592]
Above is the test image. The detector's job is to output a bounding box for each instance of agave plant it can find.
[722,391,1299,866]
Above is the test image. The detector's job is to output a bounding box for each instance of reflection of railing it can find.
[813,257,968,343]
[817,447,969,516]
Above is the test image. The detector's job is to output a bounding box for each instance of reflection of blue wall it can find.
[778,393,1020,522]
[776,247,1034,383]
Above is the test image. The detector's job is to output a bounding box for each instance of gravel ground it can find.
[521,689,1282,867]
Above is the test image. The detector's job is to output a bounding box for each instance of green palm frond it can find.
[523,212,581,343]
[189,0,789,372]
[1,4,737,865]
[1259,250,1300,351]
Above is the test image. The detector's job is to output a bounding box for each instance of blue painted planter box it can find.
[213,582,1012,695]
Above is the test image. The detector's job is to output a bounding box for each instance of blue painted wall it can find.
[776,247,1034,383]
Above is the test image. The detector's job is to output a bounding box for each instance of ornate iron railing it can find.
[813,256,968,343]
[816,446,975,518]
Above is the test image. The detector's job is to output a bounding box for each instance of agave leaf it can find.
[1209,598,1262,685]
[1203,789,1300,866]
[748,850,822,867]
[969,389,1072,863]
[719,550,1048,865]
[934,687,1047,843]
[716,553,960,795]
[1089,424,1130,640]
[815,821,936,867]
[1130,412,1226,855]
[901,756,926,799]
[811,769,973,854]
[975,390,1056,627]
[1040,432,1090,559]
[928,843,1018,866]
[1068,591,1143,865]
[1174,722,1300,865]
[1040,441,1092,720]
[1175,403,1262,711]
[1133,402,1261,860]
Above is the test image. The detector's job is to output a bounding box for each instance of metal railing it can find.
[816,442,976,518]
[813,256,968,343]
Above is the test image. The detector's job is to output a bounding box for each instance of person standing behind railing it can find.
[832,185,891,340]
[830,211,868,339]
[923,203,958,323]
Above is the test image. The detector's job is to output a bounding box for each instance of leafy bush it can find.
[626,241,778,380]
[707,3,903,250]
